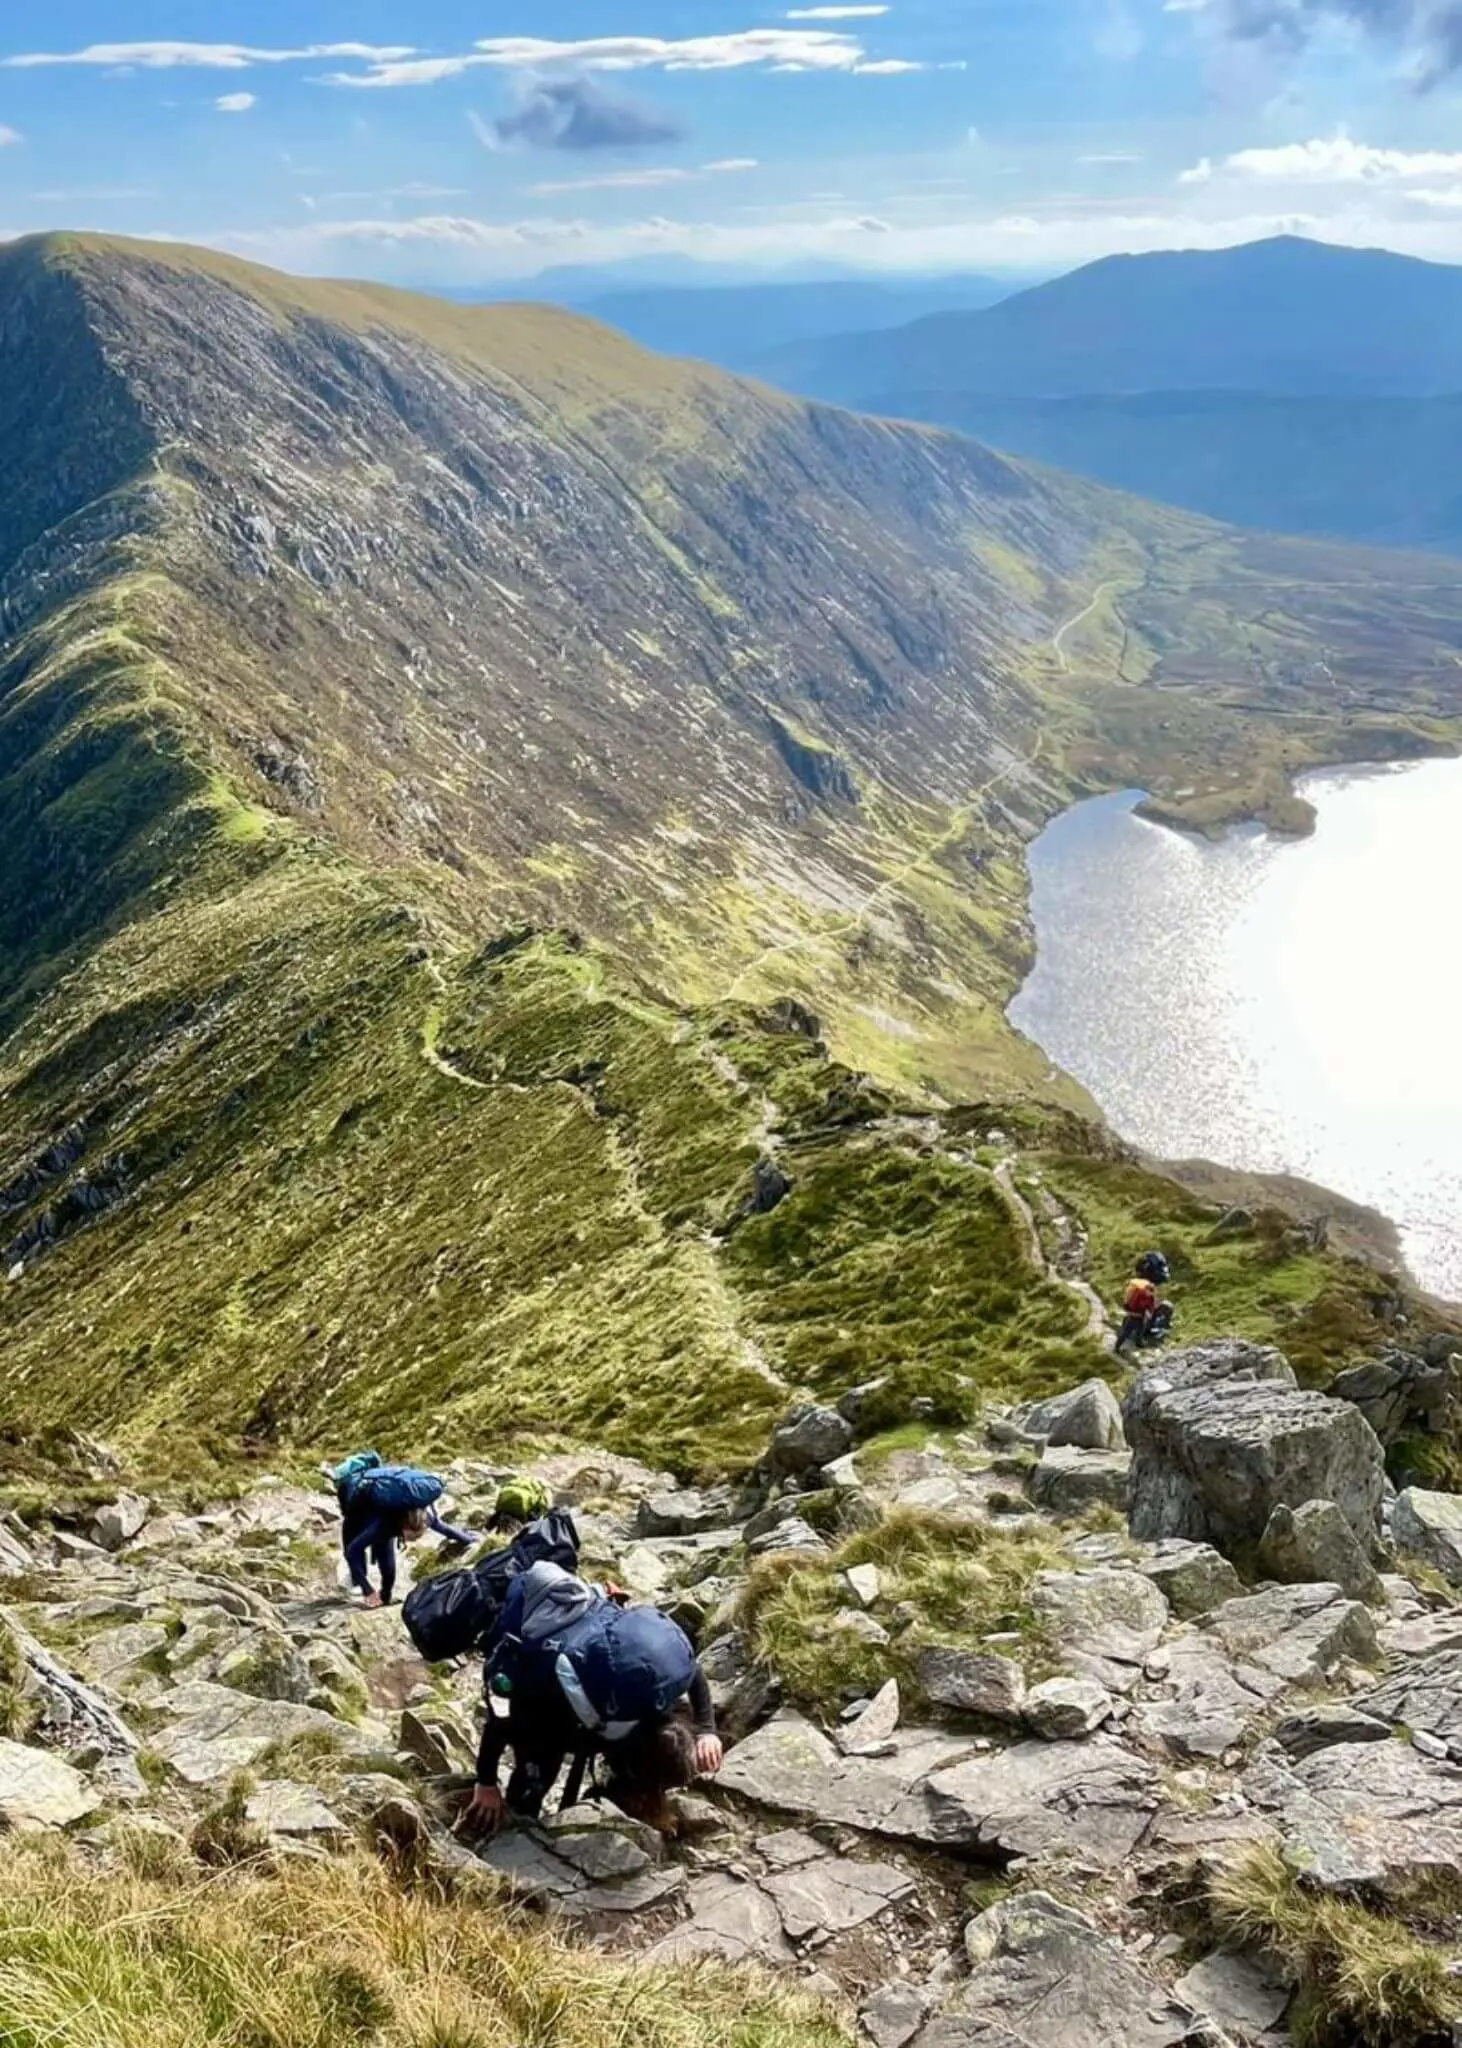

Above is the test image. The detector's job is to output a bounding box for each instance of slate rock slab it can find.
[911,1891,1211,2048]
[1392,1488,1462,1587]
[149,1682,360,1785]
[0,1739,97,1829]
[1242,1738,1462,1892]
[763,1855,915,1941]
[1356,1651,1462,1754]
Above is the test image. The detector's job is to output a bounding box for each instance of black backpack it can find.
[402,1509,580,1664]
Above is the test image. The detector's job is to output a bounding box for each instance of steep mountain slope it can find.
[766,236,1462,405]
[0,231,1459,1470]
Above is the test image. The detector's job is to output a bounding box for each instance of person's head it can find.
[603,1710,698,1834]
[400,1509,430,1543]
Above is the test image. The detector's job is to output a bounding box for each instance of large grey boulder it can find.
[634,1489,737,1538]
[1392,1487,1462,1586]
[1020,1380,1127,1453]
[1173,1952,1290,2042]
[1029,1446,1131,1517]
[1124,1341,1384,1554]
[1022,1677,1113,1741]
[913,1891,1212,2048]
[1257,1499,1385,1606]
[767,1405,853,1478]
[90,1493,151,1552]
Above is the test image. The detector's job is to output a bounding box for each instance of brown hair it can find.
[603,1709,698,1832]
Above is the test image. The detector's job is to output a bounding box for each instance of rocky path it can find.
[0,1333,1460,2045]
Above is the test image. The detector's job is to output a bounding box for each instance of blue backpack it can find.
[359,1465,444,1514]
[332,1451,383,1507]
[492,1565,696,1741]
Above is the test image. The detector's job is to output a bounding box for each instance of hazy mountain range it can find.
[584,238,1462,553]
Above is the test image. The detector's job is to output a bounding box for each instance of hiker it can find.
[1115,1252,1176,1354]
[1115,1270,1158,1353]
[458,1561,723,1839]
[331,1453,477,1610]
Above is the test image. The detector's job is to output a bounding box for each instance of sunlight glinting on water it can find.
[1008,761,1462,1301]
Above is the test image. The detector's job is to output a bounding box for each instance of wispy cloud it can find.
[215,92,256,114]
[527,157,760,195]
[1079,151,1146,163]
[0,41,416,71]
[329,30,923,88]
[1168,0,1462,86]
[1180,135,1462,183]
[0,126,20,147]
[487,76,683,152]
[786,6,892,16]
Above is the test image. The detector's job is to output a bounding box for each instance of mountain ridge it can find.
[0,230,1458,1469]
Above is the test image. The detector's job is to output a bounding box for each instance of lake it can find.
[1009,758,1462,1301]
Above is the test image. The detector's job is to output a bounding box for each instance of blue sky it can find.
[3,0,1462,285]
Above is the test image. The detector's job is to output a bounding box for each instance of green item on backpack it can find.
[494,1476,553,1524]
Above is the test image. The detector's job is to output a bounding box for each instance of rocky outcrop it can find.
[1392,1486,1462,1586]
[1124,1340,1385,1554]
[1019,1379,1126,1453]
[1257,1498,1385,1606]
[1329,1343,1457,1446]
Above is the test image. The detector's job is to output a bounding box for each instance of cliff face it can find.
[0,232,1455,1465]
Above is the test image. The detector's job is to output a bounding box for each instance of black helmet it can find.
[1136,1250,1170,1285]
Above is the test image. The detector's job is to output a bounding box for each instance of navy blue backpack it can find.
[492,1567,697,1741]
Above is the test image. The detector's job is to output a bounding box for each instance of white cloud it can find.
[1181,136,1462,185]
[0,126,20,147]
[0,41,415,71]
[216,92,257,113]
[528,157,759,197]
[329,30,920,87]
[786,6,891,15]
[1079,151,1145,164]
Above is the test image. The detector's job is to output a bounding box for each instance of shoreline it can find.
[1008,753,1462,1310]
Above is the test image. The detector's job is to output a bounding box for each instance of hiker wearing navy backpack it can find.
[460,1561,723,1838]
[330,1453,477,1609]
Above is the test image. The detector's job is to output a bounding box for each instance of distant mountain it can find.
[574,274,1014,371]
[885,390,1462,553]
[759,237,1462,550]
[767,238,1462,403]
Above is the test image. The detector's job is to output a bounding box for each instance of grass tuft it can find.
[1208,1844,1462,2048]
[740,1507,1070,1715]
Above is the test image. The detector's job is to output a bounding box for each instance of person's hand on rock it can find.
[459,1784,507,1836]
[694,1734,724,1776]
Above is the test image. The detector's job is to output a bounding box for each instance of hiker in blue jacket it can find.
[344,1500,477,1609]
[331,1454,477,1610]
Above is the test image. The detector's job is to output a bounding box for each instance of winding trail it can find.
[991,1158,1111,1346]
[1051,579,1122,675]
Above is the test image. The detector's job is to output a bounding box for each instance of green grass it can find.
[0,1842,851,2048]
[1208,1845,1461,2048]
[740,1507,1070,1716]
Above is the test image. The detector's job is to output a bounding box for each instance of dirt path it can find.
[1051,579,1121,674]
[992,1159,1111,1346]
